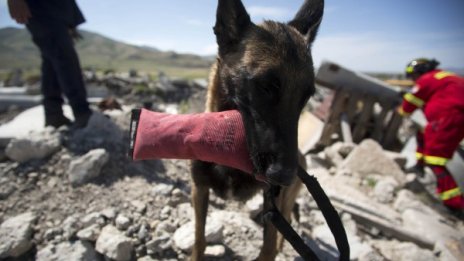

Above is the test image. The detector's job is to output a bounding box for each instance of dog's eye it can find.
[259,82,279,97]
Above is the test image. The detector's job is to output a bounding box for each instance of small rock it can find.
[205,245,226,257]
[168,188,189,206]
[146,232,172,255]
[373,240,435,261]
[131,200,147,214]
[155,220,177,235]
[47,177,58,188]
[0,212,38,258]
[151,183,174,197]
[135,245,146,258]
[115,215,131,230]
[0,185,15,200]
[125,224,140,237]
[81,212,103,228]
[173,219,223,252]
[137,223,150,242]
[176,203,193,225]
[5,128,61,163]
[96,225,133,261]
[373,177,399,204]
[160,206,172,220]
[77,224,101,242]
[44,227,63,241]
[246,193,263,220]
[62,215,81,240]
[68,149,109,186]
[36,240,101,261]
[101,208,118,220]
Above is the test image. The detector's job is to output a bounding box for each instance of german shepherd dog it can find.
[190,0,324,260]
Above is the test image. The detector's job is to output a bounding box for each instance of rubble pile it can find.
[82,70,206,107]
[0,73,463,261]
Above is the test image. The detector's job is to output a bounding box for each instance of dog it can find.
[190,0,324,260]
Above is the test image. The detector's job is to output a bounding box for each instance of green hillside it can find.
[0,27,213,79]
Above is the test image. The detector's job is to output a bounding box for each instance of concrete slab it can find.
[315,60,401,107]
[0,87,28,95]
[0,105,74,141]
[0,95,42,111]
[298,110,324,154]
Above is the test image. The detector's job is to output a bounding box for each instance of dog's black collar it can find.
[263,166,350,261]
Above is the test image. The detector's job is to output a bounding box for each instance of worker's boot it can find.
[405,163,425,177]
[431,165,464,213]
[45,114,72,128]
[73,111,92,129]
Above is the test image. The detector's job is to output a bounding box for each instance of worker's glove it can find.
[69,27,83,42]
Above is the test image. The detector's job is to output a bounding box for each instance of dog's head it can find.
[214,0,323,186]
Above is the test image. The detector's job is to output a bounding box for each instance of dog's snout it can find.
[265,163,297,187]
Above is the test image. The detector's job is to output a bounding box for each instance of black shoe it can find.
[73,111,92,129]
[405,164,425,177]
[45,114,72,128]
[445,206,464,221]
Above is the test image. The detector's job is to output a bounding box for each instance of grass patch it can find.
[365,177,377,188]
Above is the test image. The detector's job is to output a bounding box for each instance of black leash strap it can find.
[264,166,350,261]
[263,190,320,260]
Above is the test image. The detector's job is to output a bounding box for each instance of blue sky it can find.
[1,0,463,73]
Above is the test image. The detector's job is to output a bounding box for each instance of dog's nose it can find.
[265,164,297,187]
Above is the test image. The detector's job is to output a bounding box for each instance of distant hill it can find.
[0,27,213,78]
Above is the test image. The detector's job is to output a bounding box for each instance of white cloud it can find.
[247,6,289,20]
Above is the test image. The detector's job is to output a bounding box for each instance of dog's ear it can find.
[288,0,324,44]
[214,0,252,56]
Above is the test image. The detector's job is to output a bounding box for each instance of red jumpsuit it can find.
[399,70,464,210]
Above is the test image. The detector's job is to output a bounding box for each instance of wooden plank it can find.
[352,95,375,143]
[382,112,403,148]
[345,92,360,125]
[331,201,435,250]
[318,89,348,146]
[371,105,390,143]
[340,113,353,143]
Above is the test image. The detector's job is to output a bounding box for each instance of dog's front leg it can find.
[256,188,282,261]
[191,182,210,261]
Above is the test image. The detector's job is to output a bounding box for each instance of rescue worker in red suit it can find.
[398,58,464,211]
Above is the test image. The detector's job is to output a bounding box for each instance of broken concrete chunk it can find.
[341,139,405,183]
[5,128,61,163]
[0,212,38,258]
[68,148,109,186]
[95,225,133,261]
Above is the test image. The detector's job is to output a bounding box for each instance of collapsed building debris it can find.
[0,64,463,260]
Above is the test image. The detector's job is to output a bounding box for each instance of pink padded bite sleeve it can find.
[132,109,254,174]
